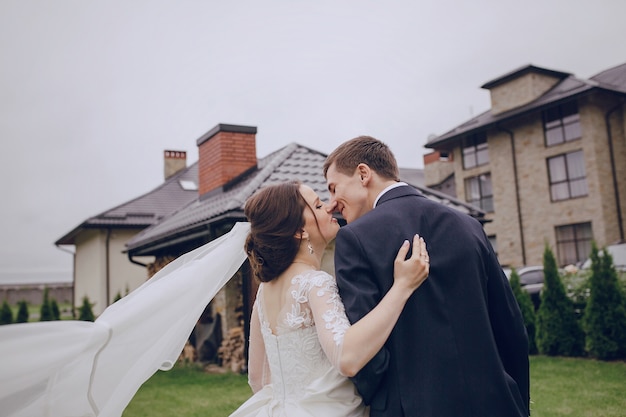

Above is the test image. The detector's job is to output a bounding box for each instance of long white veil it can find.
[0,222,250,417]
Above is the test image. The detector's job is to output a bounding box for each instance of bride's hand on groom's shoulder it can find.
[393,234,429,292]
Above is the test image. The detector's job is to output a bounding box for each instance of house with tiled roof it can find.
[55,151,198,315]
[423,61,626,268]
[125,123,486,366]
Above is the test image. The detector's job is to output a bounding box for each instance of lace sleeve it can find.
[247,298,270,393]
[305,271,351,374]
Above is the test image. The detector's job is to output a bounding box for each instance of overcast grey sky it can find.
[1,0,624,284]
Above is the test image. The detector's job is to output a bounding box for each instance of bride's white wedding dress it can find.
[230,270,367,417]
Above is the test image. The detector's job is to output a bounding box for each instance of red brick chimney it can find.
[423,150,451,165]
[196,124,257,197]
[164,150,187,180]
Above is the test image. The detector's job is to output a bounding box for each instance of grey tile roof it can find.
[126,143,485,254]
[398,167,424,187]
[55,164,199,245]
[426,62,626,149]
[590,62,626,94]
[480,64,571,89]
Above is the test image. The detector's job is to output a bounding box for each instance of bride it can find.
[230,181,429,416]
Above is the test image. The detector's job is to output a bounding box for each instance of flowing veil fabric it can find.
[0,222,250,417]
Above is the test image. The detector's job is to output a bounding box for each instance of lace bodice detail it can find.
[247,270,351,400]
[284,271,350,342]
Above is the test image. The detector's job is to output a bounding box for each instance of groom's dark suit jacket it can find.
[334,186,529,417]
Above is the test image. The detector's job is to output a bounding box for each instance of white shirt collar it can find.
[373,182,408,208]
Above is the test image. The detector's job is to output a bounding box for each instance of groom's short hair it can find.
[323,135,399,181]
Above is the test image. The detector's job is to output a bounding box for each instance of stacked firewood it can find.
[218,326,245,373]
[179,340,197,364]
[147,255,175,278]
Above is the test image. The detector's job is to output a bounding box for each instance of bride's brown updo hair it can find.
[244,181,308,283]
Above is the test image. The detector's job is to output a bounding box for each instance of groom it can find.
[324,136,529,417]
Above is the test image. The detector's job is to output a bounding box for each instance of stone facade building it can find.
[424,62,626,268]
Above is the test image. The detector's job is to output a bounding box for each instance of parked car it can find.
[503,266,544,310]
[580,242,626,272]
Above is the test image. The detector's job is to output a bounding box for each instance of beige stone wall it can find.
[582,95,626,246]
[424,151,455,187]
[450,93,626,268]
[74,229,107,315]
[424,160,455,187]
[485,124,523,267]
[499,98,619,266]
[108,229,153,303]
[490,73,561,115]
[513,115,563,266]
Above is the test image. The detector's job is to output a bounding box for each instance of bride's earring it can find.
[307,238,314,255]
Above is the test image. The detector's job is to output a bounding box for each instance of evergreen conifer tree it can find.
[536,243,584,356]
[0,300,13,325]
[78,296,95,322]
[51,298,61,320]
[582,243,626,359]
[40,287,53,321]
[16,300,29,323]
[509,268,537,354]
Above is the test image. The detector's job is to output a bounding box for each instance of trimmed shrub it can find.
[509,268,537,354]
[16,300,29,323]
[0,300,13,325]
[78,296,95,322]
[536,243,584,356]
[582,243,626,360]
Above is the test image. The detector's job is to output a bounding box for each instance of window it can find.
[465,173,493,212]
[179,179,198,191]
[555,222,592,266]
[543,101,582,146]
[462,132,489,169]
[547,150,588,201]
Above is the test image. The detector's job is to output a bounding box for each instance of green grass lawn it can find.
[529,356,626,417]
[123,356,626,417]
[123,365,250,417]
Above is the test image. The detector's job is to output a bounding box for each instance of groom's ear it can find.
[357,163,372,186]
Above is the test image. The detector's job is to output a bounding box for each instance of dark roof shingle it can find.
[55,164,199,245]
